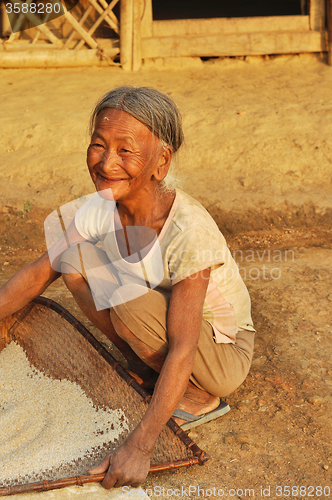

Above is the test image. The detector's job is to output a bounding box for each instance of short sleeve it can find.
[75,195,114,242]
[167,227,227,284]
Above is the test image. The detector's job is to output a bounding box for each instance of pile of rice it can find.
[0,342,129,487]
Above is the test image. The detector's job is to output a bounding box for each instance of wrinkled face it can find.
[87,108,164,202]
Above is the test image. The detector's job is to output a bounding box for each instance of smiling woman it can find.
[88,86,183,199]
[87,108,171,205]
[0,86,255,490]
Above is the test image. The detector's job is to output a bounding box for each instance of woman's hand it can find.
[88,435,151,488]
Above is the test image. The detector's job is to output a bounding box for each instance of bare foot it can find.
[172,382,220,427]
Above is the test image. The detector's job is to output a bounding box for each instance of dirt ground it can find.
[1,54,332,498]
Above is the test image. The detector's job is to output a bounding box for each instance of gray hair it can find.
[89,86,184,154]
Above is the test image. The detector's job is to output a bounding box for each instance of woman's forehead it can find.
[94,108,151,139]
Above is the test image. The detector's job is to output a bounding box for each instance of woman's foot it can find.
[172,382,220,427]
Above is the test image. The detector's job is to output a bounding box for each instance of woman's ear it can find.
[151,146,172,182]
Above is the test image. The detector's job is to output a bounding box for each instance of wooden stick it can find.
[140,0,152,37]
[32,3,54,45]
[328,0,332,65]
[0,48,119,67]
[1,2,12,37]
[132,0,142,71]
[60,0,98,49]
[87,0,119,34]
[120,0,133,71]
[75,0,119,50]
[0,458,199,496]
[63,4,94,49]
[98,0,119,29]
[84,0,119,34]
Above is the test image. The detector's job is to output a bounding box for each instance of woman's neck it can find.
[116,188,176,233]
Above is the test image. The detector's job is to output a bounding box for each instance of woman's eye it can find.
[90,143,104,148]
[121,149,131,153]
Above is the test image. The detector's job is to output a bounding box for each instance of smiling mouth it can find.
[97,174,129,182]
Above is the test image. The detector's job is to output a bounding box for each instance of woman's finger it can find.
[87,454,111,474]
[101,469,121,489]
[129,482,142,488]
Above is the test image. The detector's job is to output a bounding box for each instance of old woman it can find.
[0,86,255,488]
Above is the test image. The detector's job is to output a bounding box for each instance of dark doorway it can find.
[152,0,304,20]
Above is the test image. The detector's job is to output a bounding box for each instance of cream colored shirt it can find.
[75,189,255,344]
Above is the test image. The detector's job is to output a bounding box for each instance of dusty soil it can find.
[1,54,332,498]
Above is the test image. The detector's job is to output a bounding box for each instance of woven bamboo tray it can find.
[0,297,209,496]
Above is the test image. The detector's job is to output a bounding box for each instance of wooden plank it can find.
[141,0,152,37]
[120,0,133,71]
[142,31,328,59]
[132,0,142,70]
[310,0,325,31]
[149,16,310,38]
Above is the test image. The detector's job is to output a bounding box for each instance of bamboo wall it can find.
[0,0,330,69]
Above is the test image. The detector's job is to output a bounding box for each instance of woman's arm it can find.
[0,220,86,321]
[0,252,60,320]
[93,267,211,488]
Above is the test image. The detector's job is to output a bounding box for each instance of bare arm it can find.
[0,253,60,320]
[92,267,211,488]
[0,220,86,321]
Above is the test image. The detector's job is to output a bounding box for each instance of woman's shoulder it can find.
[75,192,115,240]
[173,189,221,234]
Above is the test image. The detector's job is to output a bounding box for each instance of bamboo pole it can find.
[60,0,98,49]
[10,0,63,47]
[63,4,94,49]
[309,0,325,30]
[83,0,119,34]
[328,0,332,65]
[32,3,55,45]
[0,1,12,37]
[98,0,119,31]
[120,0,133,71]
[132,0,142,70]
[0,48,119,67]
[140,0,152,37]
[0,459,200,496]
[7,0,33,41]
[75,0,119,50]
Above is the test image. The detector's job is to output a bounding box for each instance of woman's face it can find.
[87,108,166,202]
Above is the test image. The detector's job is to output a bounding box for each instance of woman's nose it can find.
[100,150,119,170]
